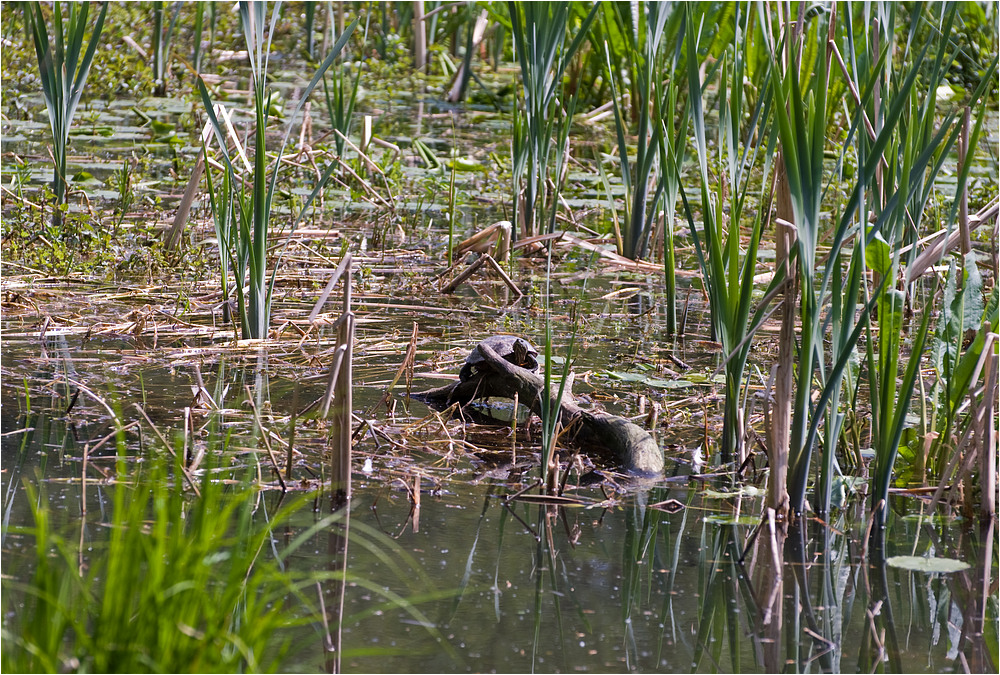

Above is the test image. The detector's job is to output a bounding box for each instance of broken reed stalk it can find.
[767,158,795,520]
[452,220,512,260]
[440,253,522,298]
[980,332,997,521]
[316,253,354,509]
[164,148,205,250]
[376,322,419,409]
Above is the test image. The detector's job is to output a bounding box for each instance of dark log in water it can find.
[411,342,664,476]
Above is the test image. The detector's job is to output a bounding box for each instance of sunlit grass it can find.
[24,0,108,228]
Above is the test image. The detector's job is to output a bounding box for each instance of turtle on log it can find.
[460,335,539,382]
[412,336,664,476]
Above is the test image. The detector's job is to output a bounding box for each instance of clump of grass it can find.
[2,419,459,673]
[198,2,357,338]
[24,0,108,228]
[508,1,598,239]
[681,5,774,466]
[2,455,303,673]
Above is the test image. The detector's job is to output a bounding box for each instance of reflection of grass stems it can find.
[3,437,459,671]
[691,523,756,670]
[24,1,108,228]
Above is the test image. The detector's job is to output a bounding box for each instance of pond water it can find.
[2,271,993,672]
[2,41,996,674]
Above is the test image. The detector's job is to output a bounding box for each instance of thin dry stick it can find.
[64,377,122,426]
[333,128,397,208]
[133,404,201,497]
[440,255,488,293]
[411,473,421,533]
[310,252,354,322]
[315,581,334,654]
[335,155,392,208]
[371,322,419,412]
[482,254,524,298]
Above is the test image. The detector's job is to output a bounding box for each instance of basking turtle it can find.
[460,335,539,382]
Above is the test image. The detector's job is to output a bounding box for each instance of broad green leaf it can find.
[865,232,892,275]
[879,288,905,338]
[959,253,985,334]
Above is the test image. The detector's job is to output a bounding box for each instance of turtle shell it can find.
[459,335,540,381]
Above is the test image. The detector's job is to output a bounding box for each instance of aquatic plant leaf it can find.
[865,232,891,275]
[701,485,763,499]
[605,371,694,389]
[958,253,985,334]
[701,514,759,525]
[886,556,970,573]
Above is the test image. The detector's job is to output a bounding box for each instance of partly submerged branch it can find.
[410,342,664,476]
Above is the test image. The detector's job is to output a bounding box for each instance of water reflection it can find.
[1,333,995,673]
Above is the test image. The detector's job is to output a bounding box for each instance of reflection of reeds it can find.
[24,1,108,228]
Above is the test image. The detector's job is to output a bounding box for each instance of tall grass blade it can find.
[198,6,358,338]
[508,1,598,239]
[24,1,108,227]
[681,5,774,464]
